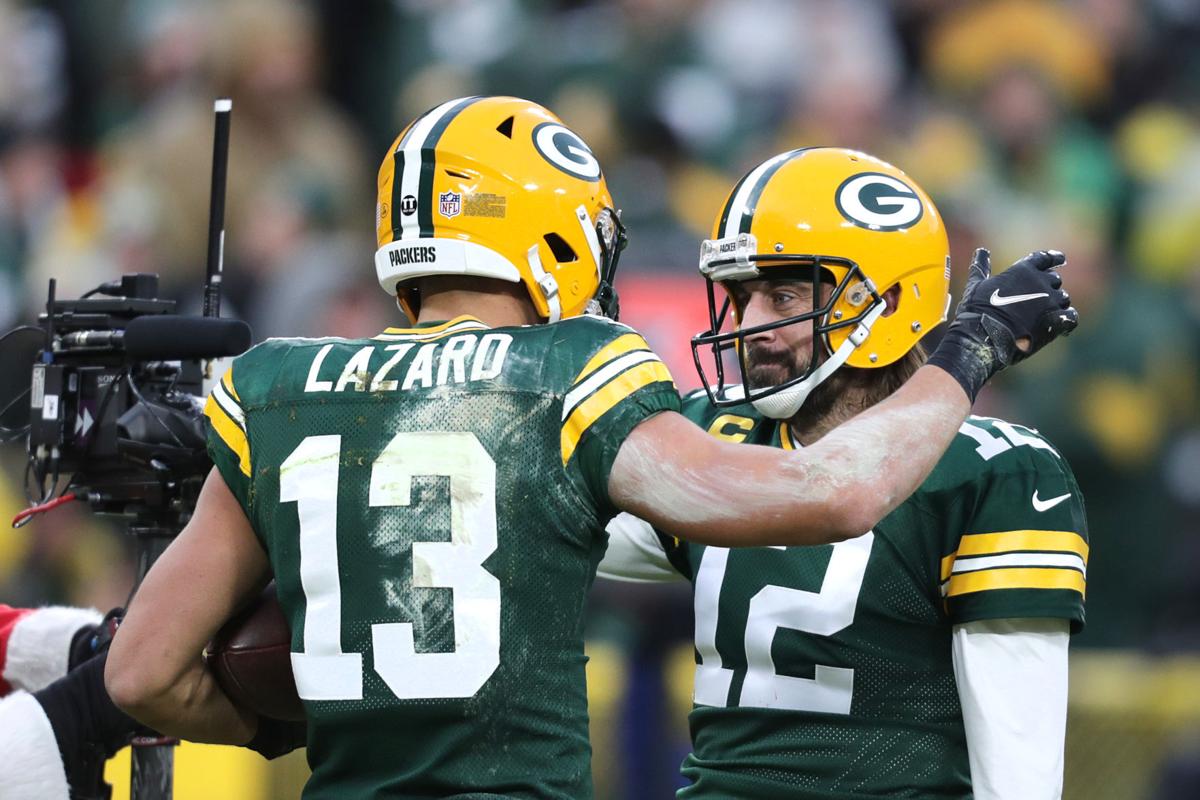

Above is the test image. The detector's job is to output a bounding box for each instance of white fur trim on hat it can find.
[4,607,101,693]
[0,691,70,800]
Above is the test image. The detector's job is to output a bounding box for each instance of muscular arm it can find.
[105,467,269,744]
[953,618,1071,799]
[609,364,969,546]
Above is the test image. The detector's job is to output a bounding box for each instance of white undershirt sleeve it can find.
[597,512,683,583]
[952,618,1071,800]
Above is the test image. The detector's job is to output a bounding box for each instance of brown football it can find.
[206,581,305,721]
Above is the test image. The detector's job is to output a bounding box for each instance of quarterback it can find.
[600,148,1086,799]
[105,100,1075,799]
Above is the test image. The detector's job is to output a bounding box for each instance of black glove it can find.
[34,652,143,799]
[68,607,124,671]
[927,248,1078,401]
[245,715,307,760]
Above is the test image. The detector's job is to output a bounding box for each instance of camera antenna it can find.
[202,98,232,319]
[43,279,55,363]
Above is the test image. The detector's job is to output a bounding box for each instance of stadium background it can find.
[0,0,1197,797]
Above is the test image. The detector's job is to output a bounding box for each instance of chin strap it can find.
[752,301,887,420]
[527,244,561,323]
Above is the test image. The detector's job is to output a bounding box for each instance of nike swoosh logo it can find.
[991,289,1050,306]
[1032,491,1070,512]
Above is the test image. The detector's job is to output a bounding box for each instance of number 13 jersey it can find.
[203,314,678,800]
[626,392,1088,799]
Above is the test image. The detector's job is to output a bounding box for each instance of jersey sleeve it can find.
[204,361,253,512]
[598,513,685,583]
[940,424,1089,632]
[560,326,680,514]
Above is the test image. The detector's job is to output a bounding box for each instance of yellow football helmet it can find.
[691,147,950,419]
[375,96,626,322]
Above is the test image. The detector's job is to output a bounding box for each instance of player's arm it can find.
[610,371,966,546]
[611,248,1077,547]
[938,426,1087,799]
[952,618,1070,800]
[105,467,269,744]
[0,604,102,696]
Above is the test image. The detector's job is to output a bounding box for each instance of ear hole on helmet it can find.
[882,283,901,317]
[543,232,578,263]
[496,116,515,138]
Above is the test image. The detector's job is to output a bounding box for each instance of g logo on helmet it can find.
[532,122,602,182]
[835,172,924,231]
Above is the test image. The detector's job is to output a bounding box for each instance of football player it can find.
[600,148,1086,799]
[106,101,1075,798]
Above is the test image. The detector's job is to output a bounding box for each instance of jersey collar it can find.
[779,423,800,450]
[374,315,490,342]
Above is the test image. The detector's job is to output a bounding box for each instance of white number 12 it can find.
[281,432,500,702]
[693,534,874,714]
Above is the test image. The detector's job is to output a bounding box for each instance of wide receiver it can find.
[106,100,1075,799]
[600,148,1087,799]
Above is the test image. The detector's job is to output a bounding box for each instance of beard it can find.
[744,343,805,391]
[743,340,868,433]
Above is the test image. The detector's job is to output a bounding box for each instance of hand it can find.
[69,607,124,671]
[245,715,307,760]
[927,248,1079,401]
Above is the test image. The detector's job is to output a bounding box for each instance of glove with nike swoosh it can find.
[927,248,1078,402]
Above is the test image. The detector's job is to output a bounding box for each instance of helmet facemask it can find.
[691,235,886,419]
[584,206,627,320]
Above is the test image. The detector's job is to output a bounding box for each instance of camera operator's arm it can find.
[0,604,102,695]
[105,467,269,744]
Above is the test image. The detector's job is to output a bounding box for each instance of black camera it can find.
[0,273,250,530]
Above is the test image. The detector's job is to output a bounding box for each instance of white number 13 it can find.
[281,432,500,702]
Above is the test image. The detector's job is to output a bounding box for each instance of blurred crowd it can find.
[0,0,1198,785]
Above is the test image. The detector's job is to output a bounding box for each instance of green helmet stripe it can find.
[418,96,482,238]
[721,148,814,238]
[390,96,483,242]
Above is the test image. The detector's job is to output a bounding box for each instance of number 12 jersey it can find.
[621,392,1088,799]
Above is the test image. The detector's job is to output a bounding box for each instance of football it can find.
[206,582,305,721]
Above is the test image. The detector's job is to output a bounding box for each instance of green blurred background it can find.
[1,0,1198,797]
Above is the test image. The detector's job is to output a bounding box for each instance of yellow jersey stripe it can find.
[221,369,240,403]
[945,566,1086,598]
[203,396,251,476]
[780,425,798,450]
[575,333,651,384]
[940,530,1088,581]
[561,360,673,465]
[379,315,485,336]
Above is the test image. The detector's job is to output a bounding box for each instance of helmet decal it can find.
[834,172,924,231]
[390,96,483,240]
[531,122,601,181]
[718,148,810,238]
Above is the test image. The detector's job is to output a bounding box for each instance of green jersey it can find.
[203,314,678,799]
[660,392,1087,799]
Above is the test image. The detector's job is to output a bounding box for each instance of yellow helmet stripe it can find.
[392,96,482,242]
[718,148,810,238]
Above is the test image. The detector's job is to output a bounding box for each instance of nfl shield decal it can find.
[439,191,462,218]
